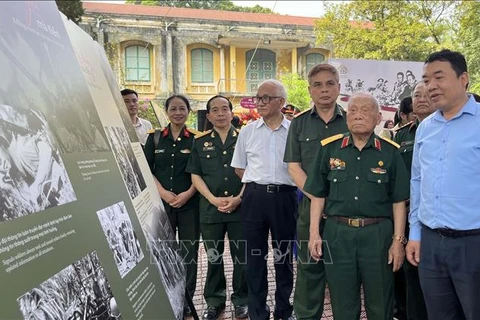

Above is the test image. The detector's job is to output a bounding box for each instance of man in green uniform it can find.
[186,95,248,320]
[284,63,347,320]
[393,81,434,320]
[305,92,409,320]
[143,94,200,317]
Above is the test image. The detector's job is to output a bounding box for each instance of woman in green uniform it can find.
[144,94,199,317]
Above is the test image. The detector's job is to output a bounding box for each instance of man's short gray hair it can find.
[411,81,424,98]
[348,92,379,111]
[259,79,287,99]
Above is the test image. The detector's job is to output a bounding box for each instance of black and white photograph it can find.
[17,250,122,320]
[0,2,110,154]
[0,104,77,222]
[330,58,423,107]
[143,202,186,320]
[97,201,144,278]
[104,126,146,199]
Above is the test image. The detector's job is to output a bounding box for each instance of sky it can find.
[86,1,347,18]
[232,1,330,18]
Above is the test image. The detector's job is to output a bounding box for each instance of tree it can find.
[55,0,84,24]
[280,73,311,110]
[455,1,480,93]
[315,0,455,62]
[126,0,273,13]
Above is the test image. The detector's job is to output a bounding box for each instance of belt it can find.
[329,216,388,228]
[249,182,297,194]
[431,227,480,238]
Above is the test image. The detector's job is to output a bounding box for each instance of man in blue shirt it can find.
[407,49,480,320]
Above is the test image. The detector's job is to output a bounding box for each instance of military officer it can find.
[284,63,347,320]
[305,92,409,320]
[186,95,248,320]
[393,81,434,320]
[143,94,200,317]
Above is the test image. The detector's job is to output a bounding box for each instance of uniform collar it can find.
[210,125,238,148]
[311,104,345,119]
[340,132,381,151]
[162,124,190,138]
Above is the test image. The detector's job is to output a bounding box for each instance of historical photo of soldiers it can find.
[104,126,146,199]
[97,201,144,278]
[143,202,186,320]
[344,69,418,106]
[17,250,122,320]
[0,5,111,155]
[0,104,77,223]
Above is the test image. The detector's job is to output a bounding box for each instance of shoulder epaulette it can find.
[194,130,212,139]
[320,133,344,146]
[187,128,202,136]
[147,129,155,134]
[394,121,413,132]
[294,108,311,118]
[379,136,400,148]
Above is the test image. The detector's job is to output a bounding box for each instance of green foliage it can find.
[280,73,311,111]
[455,1,480,94]
[125,0,273,13]
[316,0,455,62]
[55,0,84,24]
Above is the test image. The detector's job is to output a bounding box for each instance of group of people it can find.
[121,48,479,320]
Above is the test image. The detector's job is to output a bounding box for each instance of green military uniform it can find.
[185,126,248,308]
[283,105,347,320]
[144,124,200,300]
[304,132,409,320]
[394,119,428,320]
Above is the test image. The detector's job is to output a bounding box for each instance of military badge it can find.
[204,142,209,147]
[232,130,237,137]
[371,167,387,174]
[329,158,346,170]
[378,161,384,166]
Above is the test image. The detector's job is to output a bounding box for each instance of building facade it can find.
[80,2,329,110]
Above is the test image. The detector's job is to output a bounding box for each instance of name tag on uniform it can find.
[155,149,165,154]
[203,146,215,151]
[401,140,414,146]
[180,149,191,154]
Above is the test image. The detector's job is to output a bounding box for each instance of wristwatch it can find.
[392,234,408,245]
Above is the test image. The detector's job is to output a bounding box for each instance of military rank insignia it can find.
[329,158,346,170]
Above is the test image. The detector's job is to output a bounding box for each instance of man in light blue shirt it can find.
[232,79,297,320]
[407,49,480,320]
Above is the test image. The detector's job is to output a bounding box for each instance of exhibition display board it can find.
[0,2,184,319]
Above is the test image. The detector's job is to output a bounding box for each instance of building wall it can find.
[80,7,330,110]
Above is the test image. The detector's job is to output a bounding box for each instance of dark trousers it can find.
[168,207,200,299]
[200,221,248,307]
[241,184,297,320]
[324,218,394,320]
[419,227,480,320]
[293,198,326,320]
[403,259,427,320]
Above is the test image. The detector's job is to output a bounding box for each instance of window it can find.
[125,45,150,82]
[191,48,213,83]
[306,53,325,74]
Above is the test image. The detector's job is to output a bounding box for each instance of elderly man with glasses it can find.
[232,79,298,320]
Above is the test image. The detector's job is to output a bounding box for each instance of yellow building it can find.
[80,2,329,111]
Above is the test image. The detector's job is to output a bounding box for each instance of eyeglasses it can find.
[252,95,281,104]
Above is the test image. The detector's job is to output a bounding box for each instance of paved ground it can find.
[189,237,367,320]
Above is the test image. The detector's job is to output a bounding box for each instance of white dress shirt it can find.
[231,117,294,186]
[134,117,153,145]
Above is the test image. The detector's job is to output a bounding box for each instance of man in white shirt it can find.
[232,79,297,320]
[121,89,152,146]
